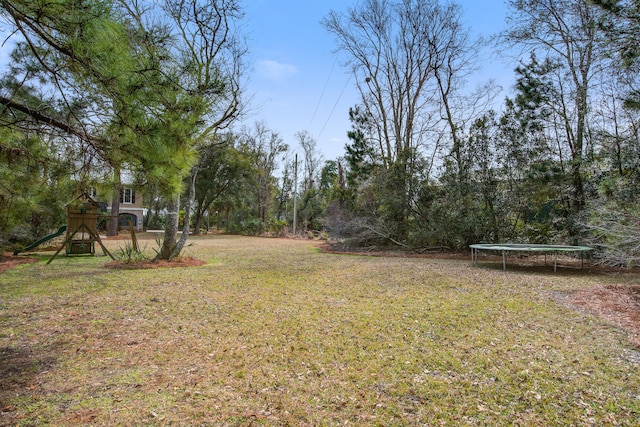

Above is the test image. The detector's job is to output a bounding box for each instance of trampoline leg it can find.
[554,253,557,273]
[502,251,506,271]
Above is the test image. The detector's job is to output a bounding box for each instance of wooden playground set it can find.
[14,193,114,264]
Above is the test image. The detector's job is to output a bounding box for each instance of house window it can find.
[120,188,135,204]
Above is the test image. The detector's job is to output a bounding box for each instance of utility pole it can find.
[293,153,298,235]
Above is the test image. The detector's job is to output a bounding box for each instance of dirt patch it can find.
[0,253,38,274]
[569,284,640,348]
[103,257,206,270]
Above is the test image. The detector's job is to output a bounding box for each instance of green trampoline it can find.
[470,243,593,272]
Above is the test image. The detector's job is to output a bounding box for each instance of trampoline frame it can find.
[470,243,593,272]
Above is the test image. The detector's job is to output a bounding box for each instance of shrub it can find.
[116,241,148,264]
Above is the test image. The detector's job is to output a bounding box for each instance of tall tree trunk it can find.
[171,165,199,259]
[107,168,121,237]
[572,84,587,213]
[143,187,156,231]
[156,195,180,260]
[155,165,199,260]
[193,203,204,235]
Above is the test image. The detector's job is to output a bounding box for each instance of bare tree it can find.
[323,0,480,240]
[295,131,322,193]
[238,122,288,224]
[295,131,324,231]
[501,0,607,213]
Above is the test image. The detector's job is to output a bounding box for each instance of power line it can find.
[312,1,360,141]
[308,53,339,129]
[317,73,351,140]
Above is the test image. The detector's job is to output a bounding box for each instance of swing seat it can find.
[67,239,95,255]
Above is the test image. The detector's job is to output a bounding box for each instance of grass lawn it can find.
[1,234,639,426]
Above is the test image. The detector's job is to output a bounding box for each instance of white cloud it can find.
[258,59,297,81]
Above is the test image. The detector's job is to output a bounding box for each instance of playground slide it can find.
[13,224,67,255]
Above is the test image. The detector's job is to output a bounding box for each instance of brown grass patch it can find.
[103,257,206,269]
[570,284,640,348]
[0,253,38,274]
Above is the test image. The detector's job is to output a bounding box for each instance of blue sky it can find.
[239,0,513,161]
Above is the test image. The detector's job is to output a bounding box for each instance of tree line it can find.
[322,0,640,267]
[1,0,639,267]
